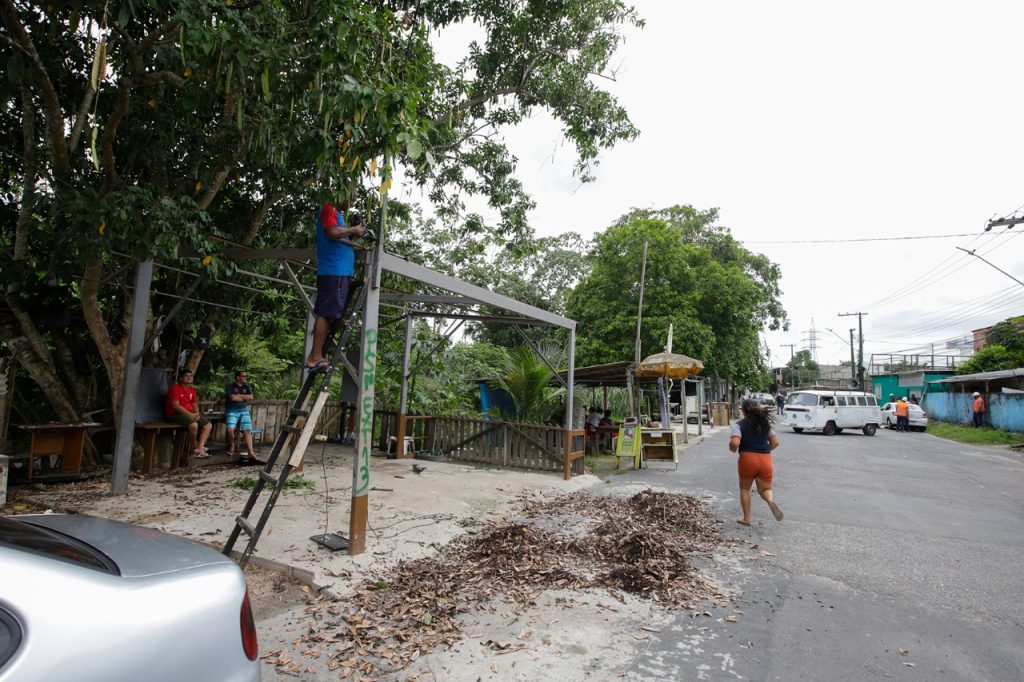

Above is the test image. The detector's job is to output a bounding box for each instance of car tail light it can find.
[922,412,927,418]
[240,589,259,661]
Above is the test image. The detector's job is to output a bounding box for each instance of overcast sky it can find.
[422,1,1024,372]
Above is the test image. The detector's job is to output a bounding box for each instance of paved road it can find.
[613,424,1024,680]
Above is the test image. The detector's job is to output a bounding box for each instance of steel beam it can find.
[379,253,574,329]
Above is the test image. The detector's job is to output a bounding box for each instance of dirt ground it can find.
[3,430,740,681]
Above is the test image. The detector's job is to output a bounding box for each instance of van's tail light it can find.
[240,589,259,661]
[922,411,928,418]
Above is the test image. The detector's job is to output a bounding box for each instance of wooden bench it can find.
[133,422,190,474]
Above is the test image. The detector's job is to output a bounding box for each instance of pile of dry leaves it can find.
[277,489,726,678]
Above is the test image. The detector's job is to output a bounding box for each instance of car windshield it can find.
[0,517,116,573]
[787,393,819,407]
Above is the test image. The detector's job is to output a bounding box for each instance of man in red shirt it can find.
[165,369,213,457]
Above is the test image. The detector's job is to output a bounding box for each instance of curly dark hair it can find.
[740,398,774,435]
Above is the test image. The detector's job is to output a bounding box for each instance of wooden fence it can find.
[196,401,586,479]
[430,416,586,479]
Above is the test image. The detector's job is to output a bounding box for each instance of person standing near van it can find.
[972,392,986,427]
[729,399,784,526]
[895,397,910,432]
[775,393,785,415]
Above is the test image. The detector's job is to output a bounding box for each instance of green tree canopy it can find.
[1,0,642,423]
[782,349,819,387]
[956,345,1018,375]
[565,205,787,387]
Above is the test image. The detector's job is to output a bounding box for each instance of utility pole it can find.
[839,312,867,389]
[780,343,796,390]
[631,241,649,417]
[849,329,856,382]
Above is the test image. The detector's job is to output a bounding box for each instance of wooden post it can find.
[349,169,387,555]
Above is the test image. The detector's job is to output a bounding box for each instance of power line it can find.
[861,228,1021,311]
[868,299,1024,345]
[868,284,1021,333]
[741,232,978,245]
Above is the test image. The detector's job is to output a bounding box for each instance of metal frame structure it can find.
[109,208,577,557]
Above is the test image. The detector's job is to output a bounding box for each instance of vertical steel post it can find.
[396,316,414,457]
[111,259,154,495]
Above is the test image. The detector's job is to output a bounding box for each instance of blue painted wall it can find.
[922,392,1024,432]
[478,382,517,419]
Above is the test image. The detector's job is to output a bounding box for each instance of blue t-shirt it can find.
[316,204,355,277]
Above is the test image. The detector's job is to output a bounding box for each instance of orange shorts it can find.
[737,451,774,486]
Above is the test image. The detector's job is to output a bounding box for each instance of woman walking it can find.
[729,399,784,525]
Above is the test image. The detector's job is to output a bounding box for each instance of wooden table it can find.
[18,423,100,479]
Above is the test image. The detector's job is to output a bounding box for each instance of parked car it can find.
[0,514,260,682]
[880,402,929,432]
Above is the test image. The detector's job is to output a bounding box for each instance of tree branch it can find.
[432,85,521,128]
[13,83,36,262]
[0,0,71,182]
[241,192,285,244]
[196,151,240,210]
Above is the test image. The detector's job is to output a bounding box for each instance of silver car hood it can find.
[11,514,233,578]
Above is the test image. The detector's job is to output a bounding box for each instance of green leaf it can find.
[406,139,423,160]
[261,66,270,102]
[90,126,99,170]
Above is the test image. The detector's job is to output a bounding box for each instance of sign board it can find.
[615,423,641,469]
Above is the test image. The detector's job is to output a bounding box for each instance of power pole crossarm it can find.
[838,312,868,389]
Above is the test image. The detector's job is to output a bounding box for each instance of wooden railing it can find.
[195,401,586,479]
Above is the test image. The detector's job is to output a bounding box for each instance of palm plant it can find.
[491,346,564,424]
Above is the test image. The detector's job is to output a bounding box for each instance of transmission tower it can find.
[802,318,819,362]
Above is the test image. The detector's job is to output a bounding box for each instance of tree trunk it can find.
[2,334,80,422]
[184,320,216,374]
[52,331,90,407]
[80,258,130,425]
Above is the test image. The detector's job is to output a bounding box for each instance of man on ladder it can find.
[305,197,365,370]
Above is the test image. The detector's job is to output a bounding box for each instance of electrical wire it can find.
[859,229,1009,310]
[742,232,979,244]
[868,285,1022,333]
[869,292,1024,341]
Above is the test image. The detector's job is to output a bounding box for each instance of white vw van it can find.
[783,389,882,436]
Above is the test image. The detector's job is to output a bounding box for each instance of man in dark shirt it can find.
[225,370,256,463]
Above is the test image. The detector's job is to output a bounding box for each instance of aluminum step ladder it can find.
[222,257,372,568]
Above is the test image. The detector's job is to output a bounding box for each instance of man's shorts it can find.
[168,413,210,429]
[737,451,774,485]
[314,276,351,320]
[225,409,252,431]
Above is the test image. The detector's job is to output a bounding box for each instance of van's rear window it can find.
[0,517,116,573]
